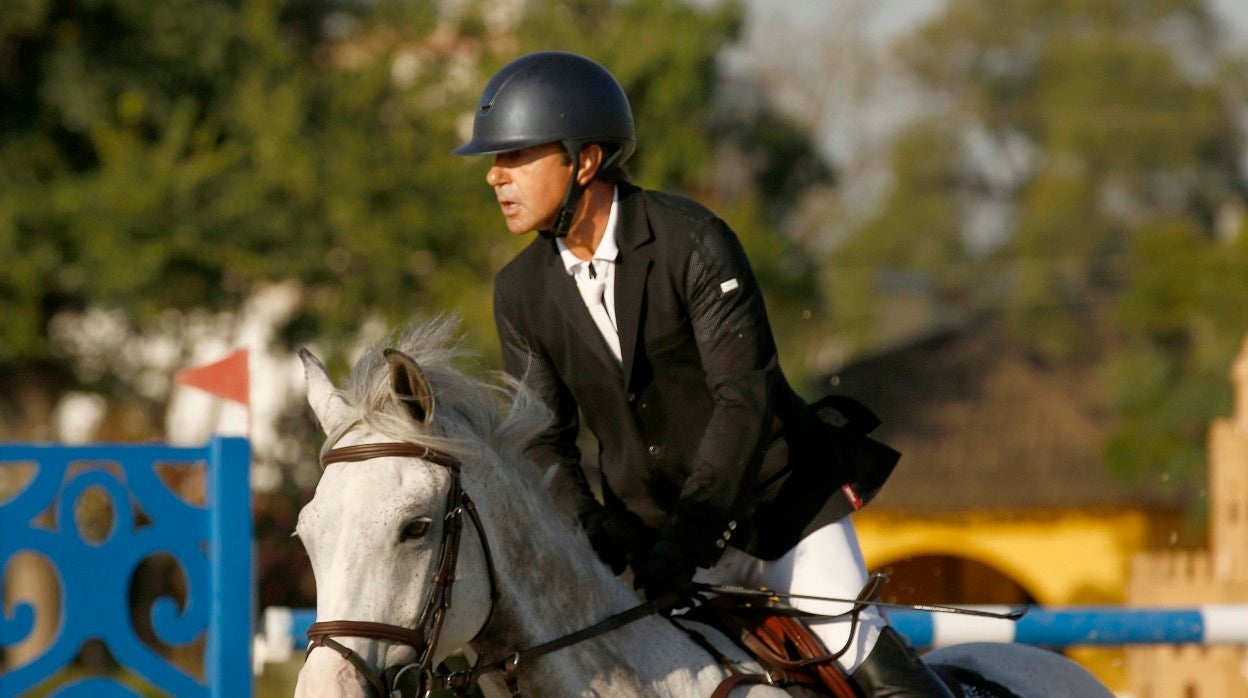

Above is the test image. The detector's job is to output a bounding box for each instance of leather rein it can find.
[304,441,500,698]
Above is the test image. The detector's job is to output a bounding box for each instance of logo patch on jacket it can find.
[720,278,740,294]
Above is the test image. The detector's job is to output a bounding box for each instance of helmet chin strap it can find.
[540,178,585,240]
[538,142,627,240]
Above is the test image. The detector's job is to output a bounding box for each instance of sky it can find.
[1209,0,1248,40]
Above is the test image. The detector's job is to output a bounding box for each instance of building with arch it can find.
[825,315,1192,690]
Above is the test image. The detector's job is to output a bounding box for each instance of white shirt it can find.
[557,187,622,363]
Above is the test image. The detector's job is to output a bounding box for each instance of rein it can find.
[694,582,1030,621]
[472,593,682,696]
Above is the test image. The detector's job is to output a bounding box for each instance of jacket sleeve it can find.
[493,279,600,519]
[659,217,779,566]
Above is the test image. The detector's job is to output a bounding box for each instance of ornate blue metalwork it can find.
[0,438,252,697]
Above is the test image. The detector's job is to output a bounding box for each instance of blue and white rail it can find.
[889,605,1248,648]
[253,605,1248,672]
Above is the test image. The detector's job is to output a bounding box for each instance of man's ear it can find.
[576,144,604,186]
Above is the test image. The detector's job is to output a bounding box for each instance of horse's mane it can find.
[322,315,552,468]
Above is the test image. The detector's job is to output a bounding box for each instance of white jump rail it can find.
[252,604,1248,673]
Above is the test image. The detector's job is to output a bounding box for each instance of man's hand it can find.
[580,506,651,575]
[633,540,697,601]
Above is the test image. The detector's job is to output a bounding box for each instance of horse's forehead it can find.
[338,458,445,497]
[300,457,449,530]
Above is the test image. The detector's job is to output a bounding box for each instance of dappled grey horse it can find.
[292,317,1111,697]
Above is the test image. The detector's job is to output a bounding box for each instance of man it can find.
[455,50,952,697]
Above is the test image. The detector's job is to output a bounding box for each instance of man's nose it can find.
[486,164,507,187]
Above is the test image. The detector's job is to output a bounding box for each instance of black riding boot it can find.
[850,626,954,698]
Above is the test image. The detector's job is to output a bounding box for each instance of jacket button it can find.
[627,392,637,402]
[647,445,662,457]
[715,539,727,549]
[727,520,737,531]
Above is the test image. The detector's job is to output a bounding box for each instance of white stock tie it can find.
[576,264,622,365]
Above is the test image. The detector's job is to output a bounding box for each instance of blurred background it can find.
[3,0,1248,694]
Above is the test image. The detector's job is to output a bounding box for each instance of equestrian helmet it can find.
[453,51,636,167]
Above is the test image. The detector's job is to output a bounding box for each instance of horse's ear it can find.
[300,348,346,434]
[384,348,435,426]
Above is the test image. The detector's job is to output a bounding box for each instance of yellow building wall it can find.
[853,509,1156,692]
[853,510,1151,605]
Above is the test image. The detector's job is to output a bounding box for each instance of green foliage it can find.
[829,0,1247,492]
[827,123,968,352]
[1,0,826,390]
[2,0,331,360]
[1107,216,1248,484]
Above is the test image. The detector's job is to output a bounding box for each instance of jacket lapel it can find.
[613,184,654,389]
[543,240,625,374]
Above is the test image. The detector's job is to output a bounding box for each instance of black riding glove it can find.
[633,539,698,601]
[580,506,652,575]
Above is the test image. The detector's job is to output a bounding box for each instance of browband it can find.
[321,442,459,469]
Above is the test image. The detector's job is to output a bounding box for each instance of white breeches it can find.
[693,517,885,673]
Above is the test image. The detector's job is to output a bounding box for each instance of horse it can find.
[292,317,1113,698]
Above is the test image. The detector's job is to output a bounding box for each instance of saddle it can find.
[682,573,889,696]
[691,596,859,698]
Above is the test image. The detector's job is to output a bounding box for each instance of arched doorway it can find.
[872,554,1036,606]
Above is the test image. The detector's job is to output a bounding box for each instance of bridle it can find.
[304,441,499,698]
[302,439,680,698]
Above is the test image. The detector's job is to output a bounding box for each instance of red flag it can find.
[175,349,250,406]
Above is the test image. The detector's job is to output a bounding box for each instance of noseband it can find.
[305,441,499,698]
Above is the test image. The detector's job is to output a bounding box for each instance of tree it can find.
[2,0,831,394]
[1,1,838,623]
[824,0,1247,491]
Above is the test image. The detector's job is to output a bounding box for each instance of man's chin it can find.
[504,219,542,235]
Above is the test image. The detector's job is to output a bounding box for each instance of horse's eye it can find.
[400,517,433,542]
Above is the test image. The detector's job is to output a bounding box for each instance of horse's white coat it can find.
[926,643,1113,697]
[292,320,788,697]
[291,318,1113,697]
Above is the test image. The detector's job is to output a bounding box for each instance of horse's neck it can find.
[473,550,725,696]
[466,470,729,696]
[467,468,638,655]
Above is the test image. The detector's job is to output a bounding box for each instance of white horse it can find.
[293,317,1112,698]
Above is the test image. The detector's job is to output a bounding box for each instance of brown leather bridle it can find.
[303,440,682,698]
[304,441,499,698]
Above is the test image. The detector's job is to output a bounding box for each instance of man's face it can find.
[485,143,573,235]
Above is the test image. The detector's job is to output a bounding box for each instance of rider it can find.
[455,50,953,697]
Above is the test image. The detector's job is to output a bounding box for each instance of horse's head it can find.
[293,335,497,698]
